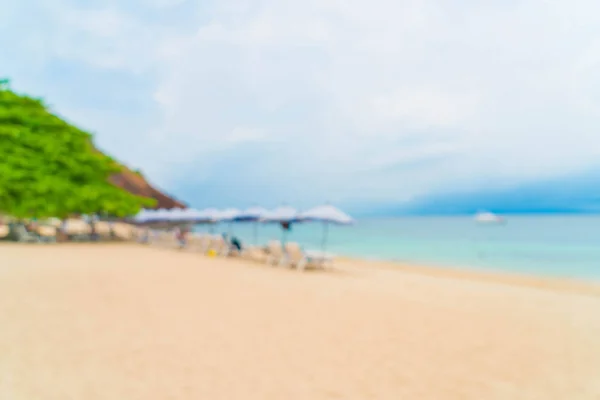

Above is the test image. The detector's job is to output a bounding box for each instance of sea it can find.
[195,216,600,280]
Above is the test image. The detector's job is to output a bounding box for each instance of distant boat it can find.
[474,211,505,224]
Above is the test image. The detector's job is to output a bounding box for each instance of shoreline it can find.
[4,240,599,297]
[338,255,600,298]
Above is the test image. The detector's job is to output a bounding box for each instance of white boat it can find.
[474,211,505,224]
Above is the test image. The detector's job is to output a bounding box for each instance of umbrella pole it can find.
[253,221,258,246]
[320,222,330,269]
[321,222,329,253]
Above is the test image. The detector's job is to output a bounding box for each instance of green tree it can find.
[0,79,155,219]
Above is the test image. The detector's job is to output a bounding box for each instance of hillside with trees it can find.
[0,79,165,219]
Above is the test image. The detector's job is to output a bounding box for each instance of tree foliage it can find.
[0,79,155,219]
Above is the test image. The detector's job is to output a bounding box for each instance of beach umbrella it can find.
[166,208,188,223]
[185,208,218,224]
[261,206,302,223]
[146,208,174,225]
[199,208,221,233]
[216,208,242,236]
[261,206,303,245]
[299,204,354,253]
[198,208,220,221]
[235,206,268,221]
[133,208,156,225]
[234,206,269,245]
[169,208,193,223]
[218,208,242,222]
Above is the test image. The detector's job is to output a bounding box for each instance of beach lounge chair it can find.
[204,235,222,256]
[0,225,9,241]
[185,233,202,250]
[13,224,41,243]
[265,240,285,266]
[152,230,173,247]
[62,219,92,241]
[215,235,232,256]
[94,222,113,240]
[112,223,135,241]
[199,235,213,253]
[137,228,153,244]
[284,242,334,271]
[219,235,246,258]
[36,225,57,243]
[240,246,266,263]
[191,234,211,253]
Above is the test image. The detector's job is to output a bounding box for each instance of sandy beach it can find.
[1,243,600,399]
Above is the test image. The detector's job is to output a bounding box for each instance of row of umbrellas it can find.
[133,205,353,225]
[132,205,354,252]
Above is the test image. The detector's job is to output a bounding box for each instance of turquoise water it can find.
[195,216,600,280]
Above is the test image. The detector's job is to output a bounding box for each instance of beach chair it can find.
[94,222,113,240]
[137,228,152,244]
[265,240,285,266]
[197,235,212,253]
[152,230,173,247]
[216,236,232,256]
[285,242,334,271]
[240,246,266,263]
[0,225,9,241]
[63,219,92,241]
[13,224,41,243]
[204,235,224,256]
[36,225,57,243]
[112,223,135,241]
[185,233,202,250]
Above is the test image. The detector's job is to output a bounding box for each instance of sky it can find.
[2,0,600,214]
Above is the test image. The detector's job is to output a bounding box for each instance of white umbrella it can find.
[200,208,220,221]
[185,208,217,224]
[218,208,242,222]
[166,208,188,223]
[236,206,268,221]
[261,206,302,245]
[148,208,175,224]
[133,209,154,224]
[234,206,269,245]
[199,208,221,233]
[299,205,354,253]
[134,208,168,225]
[216,208,242,236]
[261,206,302,223]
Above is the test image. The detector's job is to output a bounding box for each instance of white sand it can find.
[1,243,599,399]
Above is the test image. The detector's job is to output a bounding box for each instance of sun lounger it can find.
[239,246,264,262]
[13,224,41,243]
[186,233,207,252]
[0,225,9,240]
[152,230,173,247]
[62,219,92,241]
[36,225,57,243]
[265,240,285,266]
[204,235,224,256]
[94,222,113,239]
[284,242,334,271]
[198,235,212,253]
[112,223,135,241]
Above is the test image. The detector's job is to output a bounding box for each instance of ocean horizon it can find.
[195,215,600,280]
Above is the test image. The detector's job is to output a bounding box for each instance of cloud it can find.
[227,127,269,144]
[3,0,600,211]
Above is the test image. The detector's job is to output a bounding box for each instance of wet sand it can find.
[1,243,599,399]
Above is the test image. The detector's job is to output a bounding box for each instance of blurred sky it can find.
[2,0,600,213]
